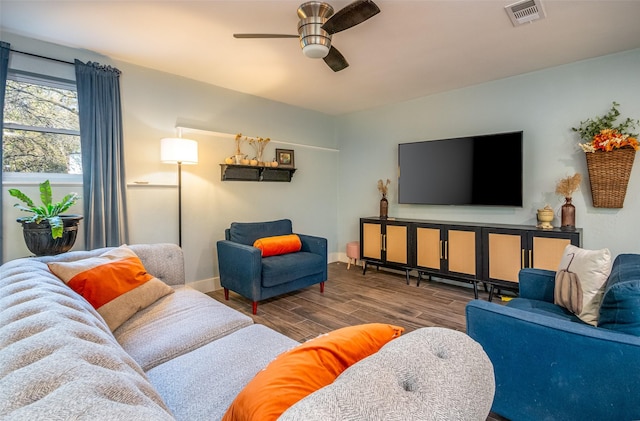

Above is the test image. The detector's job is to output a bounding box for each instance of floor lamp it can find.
[161,136,198,247]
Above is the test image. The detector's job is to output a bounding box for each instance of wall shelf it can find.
[220,164,296,182]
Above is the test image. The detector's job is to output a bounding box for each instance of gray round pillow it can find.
[278,327,495,421]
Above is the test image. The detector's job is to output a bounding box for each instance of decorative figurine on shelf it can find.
[555,173,582,230]
[377,178,390,219]
[536,205,554,229]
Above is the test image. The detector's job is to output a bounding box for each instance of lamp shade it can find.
[161,137,198,164]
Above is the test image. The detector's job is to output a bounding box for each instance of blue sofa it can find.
[216,219,327,314]
[466,254,640,421]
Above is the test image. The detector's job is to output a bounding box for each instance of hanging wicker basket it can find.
[585,148,636,208]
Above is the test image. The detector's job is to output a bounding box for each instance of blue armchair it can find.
[466,254,640,421]
[216,219,327,314]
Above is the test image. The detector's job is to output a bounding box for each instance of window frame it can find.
[2,69,82,183]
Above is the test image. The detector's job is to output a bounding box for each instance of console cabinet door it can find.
[360,219,410,266]
[529,231,581,271]
[447,227,480,278]
[484,229,526,284]
[385,223,408,265]
[416,225,442,271]
[361,221,382,262]
[483,228,582,286]
[416,224,480,278]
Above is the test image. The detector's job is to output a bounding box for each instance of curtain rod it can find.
[10,49,74,66]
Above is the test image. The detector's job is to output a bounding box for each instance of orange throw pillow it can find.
[222,323,404,421]
[253,234,302,257]
[48,245,174,331]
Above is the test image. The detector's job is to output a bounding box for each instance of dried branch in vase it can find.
[555,173,582,198]
[248,136,271,161]
[377,179,391,198]
[234,133,246,155]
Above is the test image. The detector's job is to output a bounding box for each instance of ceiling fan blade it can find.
[233,34,299,39]
[323,46,349,72]
[321,0,380,35]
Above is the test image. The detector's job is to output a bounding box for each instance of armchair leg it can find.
[224,288,229,300]
[252,301,258,315]
[320,282,325,293]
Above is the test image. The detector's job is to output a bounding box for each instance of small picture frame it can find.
[276,148,295,168]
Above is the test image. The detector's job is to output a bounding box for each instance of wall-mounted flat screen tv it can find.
[398,131,523,206]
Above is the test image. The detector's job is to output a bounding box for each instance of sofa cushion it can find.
[279,327,495,421]
[222,323,404,421]
[253,234,302,257]
[507,298,584,323]
[0,258,174,420]
[147,324,297,421]
[598,254,640,336]
[47,245,174,331]
[114,286,253,371]
[553,245,612,326]
[261,251,325,288]
[228,219,293,245]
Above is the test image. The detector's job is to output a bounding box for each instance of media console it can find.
[360,217,581,300]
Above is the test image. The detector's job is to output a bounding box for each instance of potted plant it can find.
[572,101,640,208]
[9,180,83,256]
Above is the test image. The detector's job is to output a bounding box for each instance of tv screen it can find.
[398,131,523,206]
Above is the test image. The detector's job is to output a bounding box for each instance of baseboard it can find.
[187,277,219,294]
[329,251,341,264]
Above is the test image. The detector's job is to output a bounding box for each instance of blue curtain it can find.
[75,60,129,248]
[0,42,10,263]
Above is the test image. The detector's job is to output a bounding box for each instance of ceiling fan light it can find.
[302,44,330,59]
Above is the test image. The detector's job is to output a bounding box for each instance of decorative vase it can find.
[19,215,83,256]
[561,197,576,230]
[256,150,264,166]
[234,153,244,164]
[379,196,388,219]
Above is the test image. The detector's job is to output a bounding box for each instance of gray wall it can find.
[3,30,640,291]
[336,48,640,259]
[1,32,338,292]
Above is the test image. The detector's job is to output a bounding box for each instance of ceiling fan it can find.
[233,0,380,72]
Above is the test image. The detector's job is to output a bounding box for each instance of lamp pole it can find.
[177,160,183,247]
[161,136,197,249]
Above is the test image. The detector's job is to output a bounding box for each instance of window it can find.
[2,71,81,175]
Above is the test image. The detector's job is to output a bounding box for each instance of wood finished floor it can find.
[207,262,509,421]
[207,262,507,342]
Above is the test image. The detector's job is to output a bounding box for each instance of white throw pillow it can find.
[555,245,612,325]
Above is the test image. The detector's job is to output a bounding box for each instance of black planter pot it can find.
[18,215,83,256]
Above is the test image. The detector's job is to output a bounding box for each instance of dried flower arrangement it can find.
[377,179,391,198]
[555,173,582,198]
[248,136,271,161]
[234,133,245,155]
[573,102,640,153]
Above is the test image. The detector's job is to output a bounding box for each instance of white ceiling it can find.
[2,0,640,116]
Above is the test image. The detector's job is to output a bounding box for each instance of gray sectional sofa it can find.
[0,243,496,420]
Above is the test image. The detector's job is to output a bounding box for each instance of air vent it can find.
[505,0,546,26]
